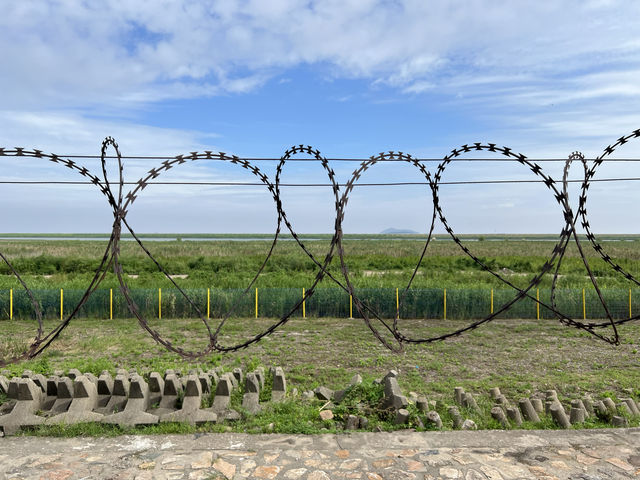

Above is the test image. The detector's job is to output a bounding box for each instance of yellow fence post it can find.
[302,288,306,318]
[630,288,632,318]
[396,287,399,319]
[444,288,447,320]
[582,288,586,320]
[490,288,493,314]
[10,288,13,320]
[60,288,63,320]
[110,288,113,320]
[207,288,210,319]
[349,294,353,319]
[536,288,540,320]
[159,288,162,320]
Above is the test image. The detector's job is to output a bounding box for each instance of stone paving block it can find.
[0,378,45,435]
[47,377,74,416]
[272,367,287,403]
[46,375,103,425]
[97,372,114,408]
[102,375,159,427]
[96,374,129,415]
[160,375,217,426]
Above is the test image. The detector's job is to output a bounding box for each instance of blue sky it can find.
[1,0,640,233]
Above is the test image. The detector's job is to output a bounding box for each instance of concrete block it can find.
[210,375,233,413]
[425,410,442,429]
[491,406,510,429]
[530,397,544,413]
[0,375,8,394]
[550,403,571,429]
[448,406,463,429]
[42,376,60,411]
[462,392,479,411]
[67,369,82,380]
[152,373,182,415]
[518,398,540,423]
[382,376,407,410]
[206,369,220,385]
[245,373,260,393]
[31,374,47,392]
[232,368,243,385]
[227,372,238,389]
[96,374,129,415]
[570,405,585,424]
[254,367,265,389]
[0,378,45,435]
[271,367,287,403]
[346,414,360,429]
[461,419,477,430]
[46,376,103,424]
[506,406,522,426]
[314,386,333,401]
[97,372,114,408]
[603,397,617,413]
[47,377,74,415]
[148,372,164,407]
[102,375,159,426]
[242,392,261,414]
[160,375,217,426]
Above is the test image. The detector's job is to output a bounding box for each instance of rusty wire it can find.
[1,129,640,365]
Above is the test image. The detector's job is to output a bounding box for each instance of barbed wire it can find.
[1,127,640,364]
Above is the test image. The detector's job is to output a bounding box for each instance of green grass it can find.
[2,236,640,290]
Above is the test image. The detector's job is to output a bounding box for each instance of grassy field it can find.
[2,234,640,434]
[3,315,639,397]
[2,315,639,435]
[2,234,640,291]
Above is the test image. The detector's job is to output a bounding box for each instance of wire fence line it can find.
[1,287,636,322]
[2,128,640,364]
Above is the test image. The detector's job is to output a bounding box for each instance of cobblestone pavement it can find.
[1,428,640,479]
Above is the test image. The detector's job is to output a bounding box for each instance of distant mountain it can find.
[380,228,419,234]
